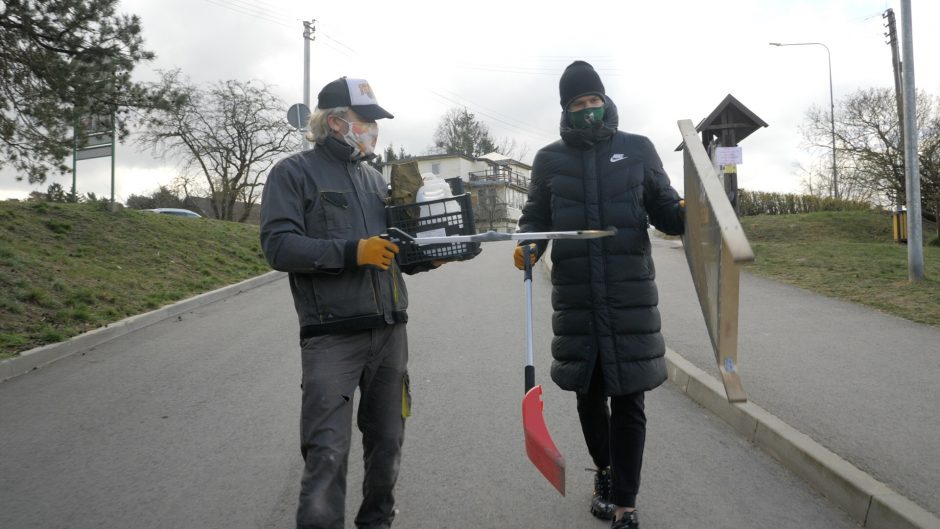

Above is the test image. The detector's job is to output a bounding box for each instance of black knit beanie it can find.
[558,61,605,109]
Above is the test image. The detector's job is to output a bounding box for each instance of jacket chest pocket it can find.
[309,190,355,238]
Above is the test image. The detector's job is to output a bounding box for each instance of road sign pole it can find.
[110,113,116,207]
[72,132,77,201]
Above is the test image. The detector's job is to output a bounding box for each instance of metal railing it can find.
[468,168,529,189]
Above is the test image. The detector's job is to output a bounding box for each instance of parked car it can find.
[141,208,203,218]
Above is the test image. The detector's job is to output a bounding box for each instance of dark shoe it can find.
[588,467,615,520]
[611,509,639,529]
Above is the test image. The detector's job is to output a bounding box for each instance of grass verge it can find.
[0,201,270,360]
[2,204,937,361]
[740,210,940,328]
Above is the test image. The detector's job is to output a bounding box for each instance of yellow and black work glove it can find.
[357,236,399,271]
[513,243,538,270]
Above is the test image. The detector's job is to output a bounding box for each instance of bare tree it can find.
[797,159,873,203]
[137,70,298,222]
[492,137,529,163]
[920,115,940,240]
[472,186,510,232]
[801,87,940,212]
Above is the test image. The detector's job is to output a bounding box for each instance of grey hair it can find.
[306,106,349,143]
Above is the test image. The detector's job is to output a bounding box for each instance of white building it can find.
[382,152,531,233]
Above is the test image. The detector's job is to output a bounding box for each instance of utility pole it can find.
[302,19,316,149]
[900,0,924,281]
[884,9,905,209]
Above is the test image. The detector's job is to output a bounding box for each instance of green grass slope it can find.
[741,210,940,327]
[1,204,937,361]
[0,201,270,359]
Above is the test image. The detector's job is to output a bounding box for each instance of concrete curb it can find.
[665,348,940,529]
[0,271,286,382]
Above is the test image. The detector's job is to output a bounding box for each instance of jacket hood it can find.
[559,95,620,149]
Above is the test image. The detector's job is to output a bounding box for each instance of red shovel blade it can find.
[522,385,566,495]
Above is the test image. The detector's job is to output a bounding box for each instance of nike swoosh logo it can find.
[610,154,627,162]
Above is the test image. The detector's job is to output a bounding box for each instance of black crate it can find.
[386,192,479,266]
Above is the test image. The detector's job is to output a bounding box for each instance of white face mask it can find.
[337,117,378,158]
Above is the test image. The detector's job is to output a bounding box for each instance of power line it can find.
[226,0,294,15]
[426,88,555,144]
[455,63,622,77]
[455,65,559,77]
[318,33,357,54]
[524,55,616,60]
[200,0,291,24]
[199,0,358,56]
[215,0,294,21]
[199,0,294,28]
[196,0,556,148]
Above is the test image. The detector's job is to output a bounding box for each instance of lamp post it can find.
[770,42,838,199]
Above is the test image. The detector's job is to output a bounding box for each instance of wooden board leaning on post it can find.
[677,119,754,403]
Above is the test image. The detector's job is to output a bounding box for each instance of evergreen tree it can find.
[0,0,173,184]
[433,108,496,158]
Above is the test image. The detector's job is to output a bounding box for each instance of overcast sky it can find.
[3,0,939,202]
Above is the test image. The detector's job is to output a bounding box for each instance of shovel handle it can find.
[523,244,535,394]
[523,243,534,281]
[382,227,416,246]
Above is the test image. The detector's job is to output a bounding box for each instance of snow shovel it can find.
[521,244,566,496]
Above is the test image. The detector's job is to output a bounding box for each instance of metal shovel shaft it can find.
[521,244,566,495]
[384,227,616,246]
[524,246,535,393]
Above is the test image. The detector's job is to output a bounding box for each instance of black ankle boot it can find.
[611,509,639,529]
[588,467,615,520]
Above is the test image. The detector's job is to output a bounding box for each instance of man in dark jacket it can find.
[260,76,438,529]
[513,61,685,529]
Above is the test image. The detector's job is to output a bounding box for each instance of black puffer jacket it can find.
[518,98,684,396]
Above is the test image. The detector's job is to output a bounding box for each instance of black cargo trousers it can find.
[296,323,409,529]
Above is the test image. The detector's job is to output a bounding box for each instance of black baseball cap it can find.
[317,77,394,120]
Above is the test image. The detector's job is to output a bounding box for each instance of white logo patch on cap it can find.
[344,78,379,106]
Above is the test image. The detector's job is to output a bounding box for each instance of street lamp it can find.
[770,42,839,199]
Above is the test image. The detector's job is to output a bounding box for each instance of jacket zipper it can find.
[340,161,383,315]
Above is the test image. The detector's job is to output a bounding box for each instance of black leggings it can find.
[575,363,646,508]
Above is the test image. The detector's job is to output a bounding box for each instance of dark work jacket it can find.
[518,98,685,396]
[260,137,426,339]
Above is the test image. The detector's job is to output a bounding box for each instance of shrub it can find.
[738,189,873,216]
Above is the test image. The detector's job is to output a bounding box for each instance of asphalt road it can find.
[0,240,861,528]
[652,235,940,519]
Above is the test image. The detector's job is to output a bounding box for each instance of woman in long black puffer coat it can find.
[514,60,685,529]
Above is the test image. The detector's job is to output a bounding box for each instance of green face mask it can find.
[568,106,605,129]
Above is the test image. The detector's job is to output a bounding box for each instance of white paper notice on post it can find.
[716,146,743,165]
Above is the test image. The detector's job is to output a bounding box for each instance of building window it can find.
[431,163,440,175]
